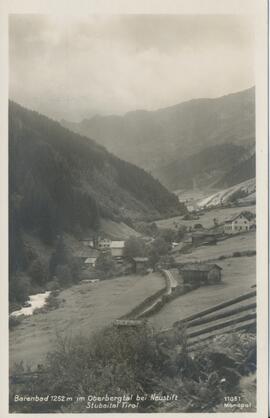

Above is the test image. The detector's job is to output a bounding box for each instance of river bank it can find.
[9,272,164,370]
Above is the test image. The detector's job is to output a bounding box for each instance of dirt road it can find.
[149,256,256,331]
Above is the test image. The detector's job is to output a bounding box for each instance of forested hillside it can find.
[155,143,255,190]
[9,102,185,291]
[62,87,255,180]
[215,153,255,188]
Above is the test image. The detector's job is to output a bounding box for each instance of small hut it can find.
[179,263,222,285]
[132,257,149,274]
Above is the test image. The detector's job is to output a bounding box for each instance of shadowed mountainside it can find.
[61,87,255,190]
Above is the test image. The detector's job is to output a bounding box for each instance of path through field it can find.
[149,256,256,331]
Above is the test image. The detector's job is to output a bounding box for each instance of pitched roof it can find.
[75,248,99,258]
[133,257,149,262]
[85,257,98,263]
[110,241,125,248]
[179,263,222,272]
[224,212,250,223]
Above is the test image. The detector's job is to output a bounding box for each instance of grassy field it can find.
[10,273,164,371]
[156,205,255,230]
[149,255,256,331]
[175,231,255,263]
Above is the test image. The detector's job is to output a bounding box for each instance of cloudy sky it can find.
[9,14,254,122]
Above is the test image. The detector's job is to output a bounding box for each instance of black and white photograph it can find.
[3,2,267,415]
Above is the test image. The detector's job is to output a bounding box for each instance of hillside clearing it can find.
[100,218,141,239]
[156,205,255,230]
[10,273,164,370]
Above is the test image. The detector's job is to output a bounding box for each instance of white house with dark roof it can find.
[224,212,250,235]
[110,241,125,257]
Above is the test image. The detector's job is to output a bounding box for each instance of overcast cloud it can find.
[9,14,254,122]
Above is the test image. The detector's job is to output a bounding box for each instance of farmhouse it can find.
[96,238,111,251]
[110,241,125,257]
[179,263,222,285]
[224,212,250,234]
[132,257,149,274]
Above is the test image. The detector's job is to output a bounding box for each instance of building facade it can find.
[224,213,250,234]
[110,241,125,257]
[97,238,111,251]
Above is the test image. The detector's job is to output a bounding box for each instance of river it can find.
[10,291,51,317]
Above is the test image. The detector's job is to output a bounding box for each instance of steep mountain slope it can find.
[61,87,255,176]
[215,153,255,189]
[197,178,256,208]
[155,143,254,190]
[154,143,255,190]
[9,101,185,257]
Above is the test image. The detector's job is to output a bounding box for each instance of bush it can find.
[46,279,60,291]
[45,292,60,311]
[194,223,203,230]
[9,326,256,413]
[95,252,116,277]
[123,236,147,259]
[233,251,242,257]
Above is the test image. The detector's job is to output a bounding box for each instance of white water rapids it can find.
[10,291,51,317]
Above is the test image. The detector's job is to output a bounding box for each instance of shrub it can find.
[95,252,116,277]
[233,251,242,257]
[28,259,48,286]
[9,327,256,413]
[46,279,60,291]
[123,236,147,259]
[45,292,60,311]
[9,315,23,330]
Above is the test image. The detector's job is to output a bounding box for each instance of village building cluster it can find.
[75,236,150,277]
[73,206,255,287]
[76,236,125,265]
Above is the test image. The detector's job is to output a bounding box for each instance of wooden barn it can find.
[132,257,149,274]
[179,263,222,285]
